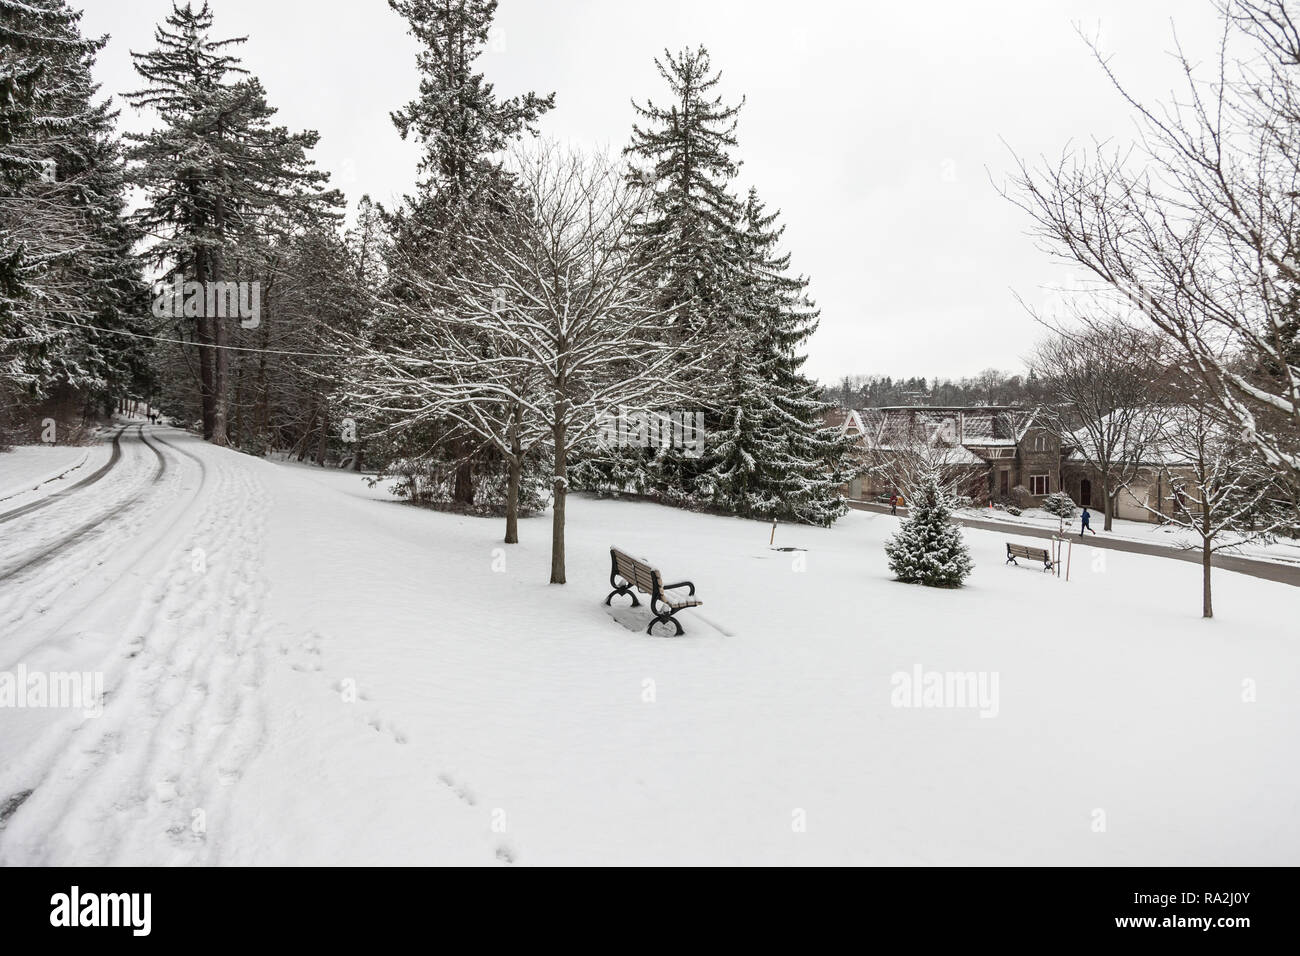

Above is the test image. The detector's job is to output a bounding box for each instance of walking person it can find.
[1080,507,1096,538]
[890,494,898,516]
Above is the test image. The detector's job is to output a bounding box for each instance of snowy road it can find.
[1,427,1297,865]
[0,424,270,864]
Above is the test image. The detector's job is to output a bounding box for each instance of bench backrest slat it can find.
[1007,543,1049,561]
[612,548,664,598]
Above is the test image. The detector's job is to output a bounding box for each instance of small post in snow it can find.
[769,518,777,547]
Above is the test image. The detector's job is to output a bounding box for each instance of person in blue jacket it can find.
[1080,507,1096,537]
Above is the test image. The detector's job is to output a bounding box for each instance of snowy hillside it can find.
[1,424,1295,865]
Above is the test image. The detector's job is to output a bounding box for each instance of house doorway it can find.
[1080,478,1092,507]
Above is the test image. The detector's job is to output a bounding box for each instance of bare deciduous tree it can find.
[1005,0,1300,503]
[353,143,725,582]
[1029,322,1169,530]
[1130,400,1286,618]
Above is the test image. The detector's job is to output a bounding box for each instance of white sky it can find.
[80,0,1224,384]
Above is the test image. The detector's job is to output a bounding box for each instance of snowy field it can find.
[1,424,1297,865]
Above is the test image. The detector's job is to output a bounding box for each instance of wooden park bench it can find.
[1006,542,1054,572]
[604,547,703,636]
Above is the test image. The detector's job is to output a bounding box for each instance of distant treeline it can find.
[824,369,1051,409]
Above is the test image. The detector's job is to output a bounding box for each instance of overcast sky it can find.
[81,0,1224,384]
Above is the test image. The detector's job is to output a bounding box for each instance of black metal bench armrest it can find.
[661,580,695,595]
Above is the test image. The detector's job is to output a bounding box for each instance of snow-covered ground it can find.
[961,504,1300,566]
[0,442,101,508]
[1,425,1297,865]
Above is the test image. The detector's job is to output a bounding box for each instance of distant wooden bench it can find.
[605,547,702,636]
[1006,542,1053,572]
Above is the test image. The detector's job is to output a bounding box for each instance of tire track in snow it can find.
[0,450,89,506]
[0,426,166,583]
[0,426,127,524]
[0,440,271,865]
[0,428,181,644]
[0,429,204,855]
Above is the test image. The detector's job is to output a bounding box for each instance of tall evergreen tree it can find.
[387,0,553,263]
[0,0,151,427]
[705,188,852,524]
[597,46,746,496]
[370,0,554,504]
[126,0,335,445]
[625,45,744,338]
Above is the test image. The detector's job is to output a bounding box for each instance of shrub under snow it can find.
[1041,491,1077,519]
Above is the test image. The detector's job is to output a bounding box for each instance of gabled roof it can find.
[824,408,866,436]
[856,405,1042,450]
[1064,406,1214,467]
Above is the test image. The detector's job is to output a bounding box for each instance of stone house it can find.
[829,405,1217,523]
[1058,413,1202,523]
[830,405,1064,505]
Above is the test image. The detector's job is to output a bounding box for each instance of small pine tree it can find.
[884,470,974,587]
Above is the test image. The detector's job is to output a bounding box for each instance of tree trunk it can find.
[297,400,319,462]
[315,409,330,466]
[1202,538,1214,619]
[1102,473,1115,531]
[505,404,522,544]
[208,203,230,447]
[254,309,271,447]
[454,447,474,504]
[195,250,216,441]
[505,454,521,544]
[231,362,244,445]
[550,423,567,584]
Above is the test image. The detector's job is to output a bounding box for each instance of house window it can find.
[1030,474,1050,496]
[1033,435,1048,451]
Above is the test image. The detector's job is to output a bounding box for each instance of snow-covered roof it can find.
[1064,406,1224,467]
[857,406,1040,451]
[1065,409,1169,465]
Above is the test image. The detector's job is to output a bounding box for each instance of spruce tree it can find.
[625,45,744,337]
[0,0,151,421]
[126,1,335,445]
[372,0,554,504]
[705,188,852,524]
[884,469,974,587]
[583,45,745,497]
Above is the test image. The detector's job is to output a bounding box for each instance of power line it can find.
[31,315,355,359]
